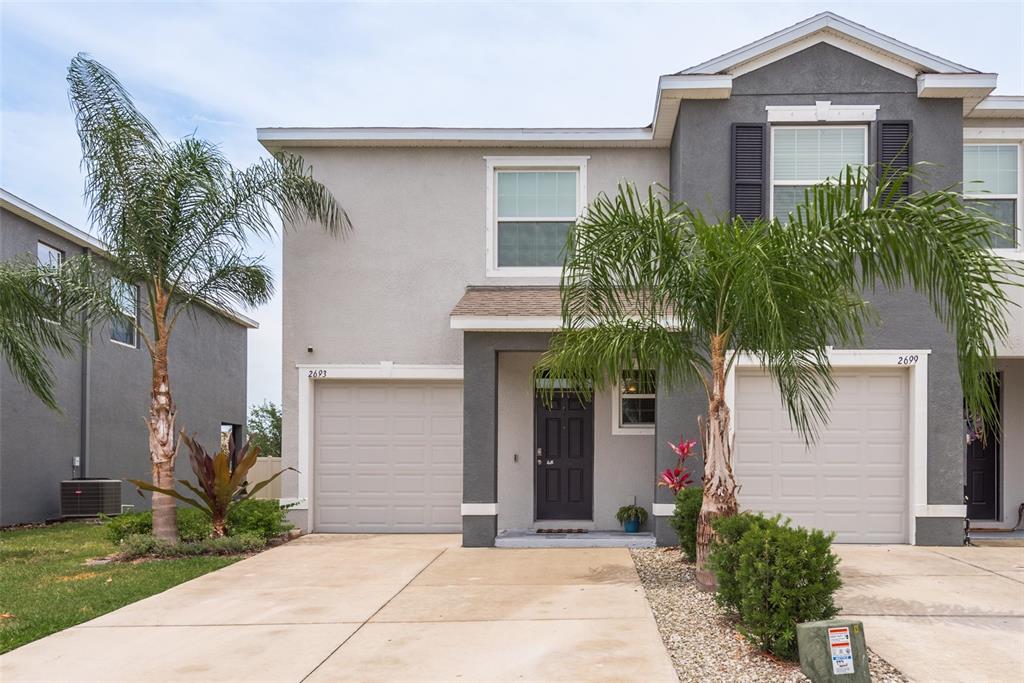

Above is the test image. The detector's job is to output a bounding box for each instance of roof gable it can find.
[679,12,977,79]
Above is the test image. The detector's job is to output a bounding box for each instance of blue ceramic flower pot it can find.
[624,519,640,533]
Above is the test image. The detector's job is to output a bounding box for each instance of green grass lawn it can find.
[0,521,238,654]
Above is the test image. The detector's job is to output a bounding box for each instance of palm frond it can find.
[0,255,111,410]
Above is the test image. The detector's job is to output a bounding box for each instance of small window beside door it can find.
[614,369,656,435]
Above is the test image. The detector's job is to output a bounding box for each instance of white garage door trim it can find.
[289,363,463,532]
[724,349,944,545]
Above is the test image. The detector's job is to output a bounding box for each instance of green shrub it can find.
[103,509,213,544]
[709,514,842,660]
[668,487,703,561]
[117,533,266,560]
[708,512,778,613]
[119,533,176,558]
[226,499,293,540]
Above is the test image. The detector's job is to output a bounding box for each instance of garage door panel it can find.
[735,369,909,543]
[314,380,463,533]
[779,443,815,464]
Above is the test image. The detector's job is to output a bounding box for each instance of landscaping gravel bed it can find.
[631,547,906,683]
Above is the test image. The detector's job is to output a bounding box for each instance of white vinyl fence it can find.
[248,458,282,500]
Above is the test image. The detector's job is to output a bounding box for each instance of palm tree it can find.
[535,167,1020,589]
[66,55,349,540]
[0,255,106,410]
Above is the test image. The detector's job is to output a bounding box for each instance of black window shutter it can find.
[731,123,767,221]
[877,120,912,199]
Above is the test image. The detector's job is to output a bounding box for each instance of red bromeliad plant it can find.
[658,436,698,493]
[131,431,294,537]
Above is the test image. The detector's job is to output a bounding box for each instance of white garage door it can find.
[314,380,462,532]
[734,369,908,543]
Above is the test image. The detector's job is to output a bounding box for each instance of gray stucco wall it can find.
[278,146,669,501]
[664,43,966,545]
[0,207,249,525]
[462,333,551,545]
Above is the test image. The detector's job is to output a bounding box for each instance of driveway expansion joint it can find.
[298,546,449,683]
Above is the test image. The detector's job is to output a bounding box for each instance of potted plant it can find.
[616,504,649,533]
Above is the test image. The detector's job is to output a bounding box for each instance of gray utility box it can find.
[797,619,870,682]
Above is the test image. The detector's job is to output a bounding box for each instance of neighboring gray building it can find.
[0,189,256,526]
[261,12,1023,546]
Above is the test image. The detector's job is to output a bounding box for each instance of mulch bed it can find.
[631,547,906,683]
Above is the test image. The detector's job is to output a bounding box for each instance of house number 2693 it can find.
[308,369,327,378]
[896,355,919,365]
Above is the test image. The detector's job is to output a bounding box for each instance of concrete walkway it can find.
[0,534,675,683]
[835,544,1024,683]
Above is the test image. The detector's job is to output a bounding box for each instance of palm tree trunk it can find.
[147,293,177,541]
[695,333,739,591]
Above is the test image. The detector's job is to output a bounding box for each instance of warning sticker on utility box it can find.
[828,626,855,675]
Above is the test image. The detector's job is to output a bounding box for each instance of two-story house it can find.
[261,13,1023,547]
[0,189,256,525]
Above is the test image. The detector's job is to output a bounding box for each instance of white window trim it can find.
[37,241,65,324]
[962,138,1024,258]
[611,371,656,436]
[769,125,869,220]
[110,281,139,349]
[290,362,464,524]
[766,102,879,123]
[484,155,589,278]
[722,348,948,546]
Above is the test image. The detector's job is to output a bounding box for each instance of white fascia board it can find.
[656,74,734,97]
[1,188,105,252]
[651,75,733,141]
[257,126,657,149]
[967,96,1024,119]
[679,12,975,76]
[0,188,259,329]
[917,73,997,99]
[450,315,562,331]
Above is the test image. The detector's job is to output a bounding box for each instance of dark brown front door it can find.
[966,374,1001,521]
[534,392,593,520]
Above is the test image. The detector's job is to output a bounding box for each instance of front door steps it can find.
[496,529,656,548]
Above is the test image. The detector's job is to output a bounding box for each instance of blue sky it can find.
[3,1,1022,408]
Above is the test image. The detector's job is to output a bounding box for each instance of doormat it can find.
[536,528,587,534]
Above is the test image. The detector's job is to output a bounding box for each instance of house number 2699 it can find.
[897,355,919,365]
[308,369,327,378]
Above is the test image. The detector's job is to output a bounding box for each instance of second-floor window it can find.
[111,278,138,347]
[963,143,1021,251]
[486,157,587,277]
[770,126,868,220]
[36,241,64,321]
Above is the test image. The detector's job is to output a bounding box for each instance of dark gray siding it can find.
[0,207,249,525]
[462,332,552,546]
[664,43,965,545]
[0,211,85,524]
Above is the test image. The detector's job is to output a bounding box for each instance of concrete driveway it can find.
[0,534,675,683]
[835,545,1024,683]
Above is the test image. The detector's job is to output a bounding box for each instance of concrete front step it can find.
[495,530,656,548]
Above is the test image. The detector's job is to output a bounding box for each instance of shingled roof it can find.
[450,286,563,318]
